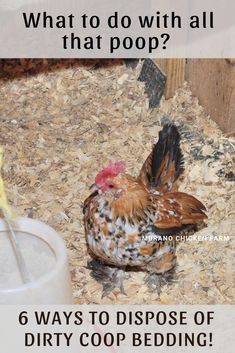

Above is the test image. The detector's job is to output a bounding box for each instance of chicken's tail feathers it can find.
[138,123,184,192]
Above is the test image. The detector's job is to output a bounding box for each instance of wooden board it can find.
[155,59,186,99]
[186,59,235,135]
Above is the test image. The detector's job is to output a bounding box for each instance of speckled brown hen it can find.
[83,124,207,297]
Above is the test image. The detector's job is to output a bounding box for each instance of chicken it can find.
[83,124,207,297]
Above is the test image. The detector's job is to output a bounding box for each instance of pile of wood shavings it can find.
[0,59,234,304]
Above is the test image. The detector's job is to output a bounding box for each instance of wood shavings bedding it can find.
[0,59,234,304]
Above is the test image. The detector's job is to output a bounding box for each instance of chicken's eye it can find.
[108,184,114,189]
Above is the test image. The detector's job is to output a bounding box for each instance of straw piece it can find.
[3,210,31,284]
[0,148,13,219]
[0,147,30,283]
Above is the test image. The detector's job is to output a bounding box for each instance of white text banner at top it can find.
[0,0,234,58]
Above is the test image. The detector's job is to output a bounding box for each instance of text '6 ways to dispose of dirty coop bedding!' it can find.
[17,309,216,349]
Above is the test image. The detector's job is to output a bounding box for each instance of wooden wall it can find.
[156,59,235,135]
[156,59,185,99]
[186,59,235,135]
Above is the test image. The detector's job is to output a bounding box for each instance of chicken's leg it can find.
[87,259,128,298]
[145,269,176,295]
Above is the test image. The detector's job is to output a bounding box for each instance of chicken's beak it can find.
[89,183,99,192]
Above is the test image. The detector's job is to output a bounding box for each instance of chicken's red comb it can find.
[95,161,126,186]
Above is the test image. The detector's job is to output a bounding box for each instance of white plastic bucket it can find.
[0,217,73,304]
